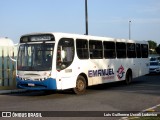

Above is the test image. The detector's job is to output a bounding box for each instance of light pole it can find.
[85,0,88,35]
[129,21,131,40]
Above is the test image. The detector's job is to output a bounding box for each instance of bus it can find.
[16,32,149,94]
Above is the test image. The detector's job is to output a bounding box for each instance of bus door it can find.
[56,38,75,89]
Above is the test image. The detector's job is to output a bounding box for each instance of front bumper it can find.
[16,77,57,90]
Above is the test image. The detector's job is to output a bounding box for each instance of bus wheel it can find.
[73,76,86,95]
[125,71,132,85]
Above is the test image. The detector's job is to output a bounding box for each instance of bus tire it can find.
[73,76,86,95]
[125,71,132,85]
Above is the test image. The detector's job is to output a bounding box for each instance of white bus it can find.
[16,32,149,94]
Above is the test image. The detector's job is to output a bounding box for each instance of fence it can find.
[0,38,17,89]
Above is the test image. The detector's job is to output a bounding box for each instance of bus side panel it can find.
[60,76,77,90]
[73,58,149,87]
[87,59,117,85]
[76,59,124,86]
[138,58,149,76]
[56,69,77,90]
[132,58,149,78]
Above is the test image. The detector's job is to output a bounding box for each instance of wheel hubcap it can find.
[77,80,84,91]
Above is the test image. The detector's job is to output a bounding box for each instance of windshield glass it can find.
[150,62,159,66]
[17,43,54,71]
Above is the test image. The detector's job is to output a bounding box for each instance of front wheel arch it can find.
[73,75,87,95]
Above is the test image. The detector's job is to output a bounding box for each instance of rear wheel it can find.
[125,71,132,85]
[73,76,86,95]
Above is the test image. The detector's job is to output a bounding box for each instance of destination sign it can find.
[31,35,51,41]
[20,34,55,43]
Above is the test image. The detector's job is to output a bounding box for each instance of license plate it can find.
[28,83,35,87]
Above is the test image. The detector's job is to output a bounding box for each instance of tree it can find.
[148,40,157,49]
[148,40,157,54]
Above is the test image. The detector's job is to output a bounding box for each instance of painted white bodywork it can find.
[17,32,149,90]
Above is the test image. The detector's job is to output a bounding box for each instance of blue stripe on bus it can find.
[16,77,57,90]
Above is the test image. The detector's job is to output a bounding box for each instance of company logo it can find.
[117,65,125,80]
[2,112,11,117]
[1,112,42,118]
[88,68,114,77]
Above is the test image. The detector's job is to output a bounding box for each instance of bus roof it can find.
[20,32,148,44]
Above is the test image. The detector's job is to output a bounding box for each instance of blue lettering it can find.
[88,70,92,77]
[105,69,109,76]
[109,69,112,75]
[98,70,102,76]
[111,69,114,74]
[93,70,98,77]
[101,69,106,76]
[88,68,114,77]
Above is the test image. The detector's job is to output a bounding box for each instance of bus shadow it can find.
[8,88,76,97]
[8,75,160,96]
[87,81,125,90]
[88,75,160,96]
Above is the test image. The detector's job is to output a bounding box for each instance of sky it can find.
[0,0,160,44]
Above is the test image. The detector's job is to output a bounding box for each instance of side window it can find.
[116,42,126,58]
[141,44,148,58]
[127,43,136,58]
[56,38,74,70]
[76,39,89,59]
[89,40,103,59]
[136,43,141,58]
[103,41,116,58]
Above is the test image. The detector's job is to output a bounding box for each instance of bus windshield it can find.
[17,43,54,71]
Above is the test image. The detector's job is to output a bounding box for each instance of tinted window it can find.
[56,38,74,70]
[76,39,89,59]
[127,43,136,58]
[116,42,126,58]
[141,44,148,58]
[89,40,103,59]
[150,62,159,66]
[103,41,116,58]
[136,44,141,58]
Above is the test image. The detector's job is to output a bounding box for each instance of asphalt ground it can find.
[0,74,159,120]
